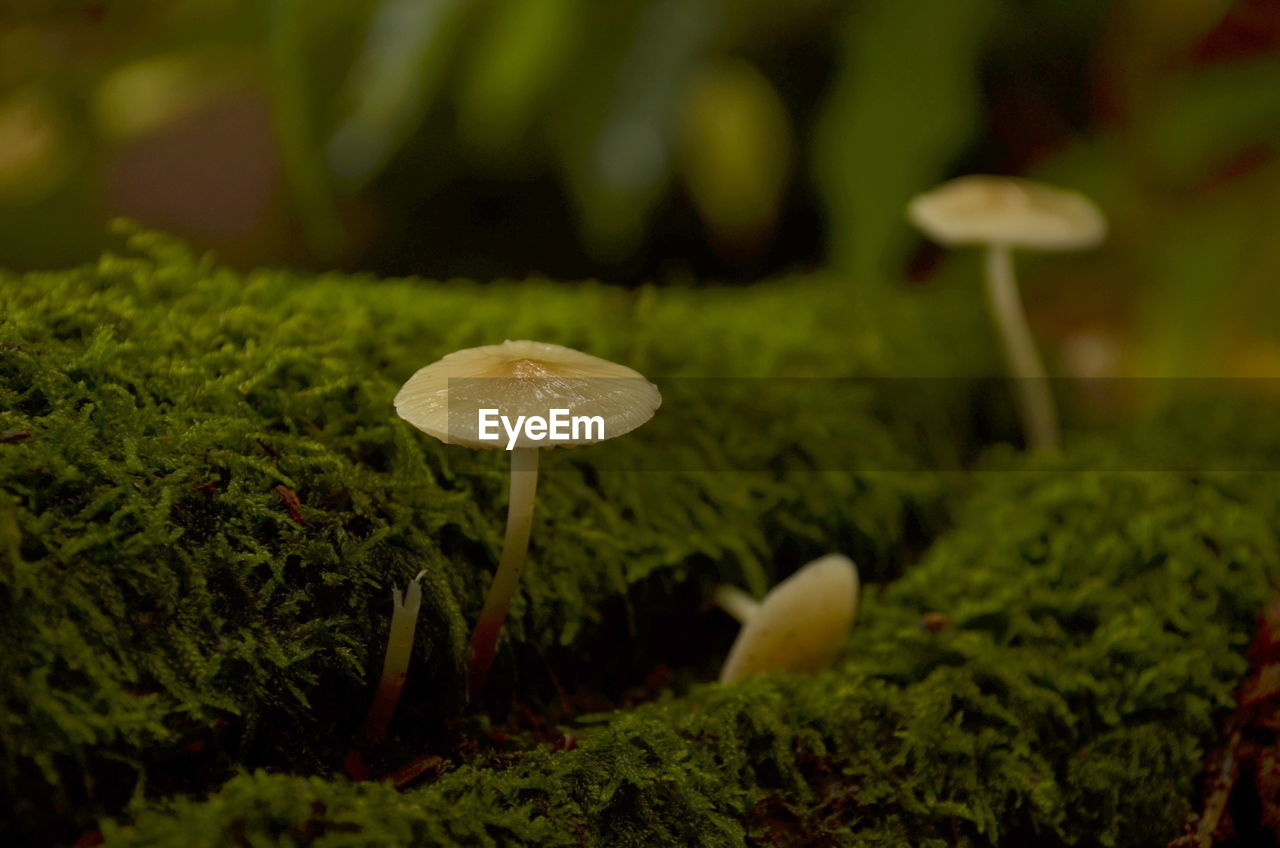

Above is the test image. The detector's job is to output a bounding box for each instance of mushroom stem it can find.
[365,570,425,745]
[714,585,761,624]
[984,244,1060,453]
[467,446,540,699]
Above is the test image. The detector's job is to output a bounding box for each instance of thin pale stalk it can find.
[365,570,425,744]
[985,244,1060,452]
[467,447,539,699]
[713,585,760,624]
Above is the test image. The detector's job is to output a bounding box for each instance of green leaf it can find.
[814,0,999,283]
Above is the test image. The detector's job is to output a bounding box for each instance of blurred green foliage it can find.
[814,0,1000,283]
[2,0,1280,377]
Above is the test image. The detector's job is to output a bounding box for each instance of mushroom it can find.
[394,340,661,698]
[715,554,859,684]
[907,175,1106,452]
[364,570,425,744]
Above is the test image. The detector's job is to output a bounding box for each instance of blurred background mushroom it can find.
[908,175,1107,451]
[715,553,859,684]
[3,0,1280,381]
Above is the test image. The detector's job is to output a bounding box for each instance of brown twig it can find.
[273,484,305,524]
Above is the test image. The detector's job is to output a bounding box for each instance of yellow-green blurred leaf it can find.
[553,0,718,261]
[325,0,475,186]
[455,0,583,156]
[93,47,253,141]
[267,0,347,260]
[0,86,72,204]
[678,59,792,250]
[814,0,999,283]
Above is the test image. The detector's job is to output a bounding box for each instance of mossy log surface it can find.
[3,230,1278,845]
[99,459,1280,847]
[1,230,976,842]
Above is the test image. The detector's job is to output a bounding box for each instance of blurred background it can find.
[1,0,1279,377]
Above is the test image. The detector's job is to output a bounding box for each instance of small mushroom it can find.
[395,340,661,698]
[715,554,859,684]
[907,175,1106,452]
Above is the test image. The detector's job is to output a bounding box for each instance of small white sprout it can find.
[364,569,426,744]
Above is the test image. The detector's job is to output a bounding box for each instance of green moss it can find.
[8,228,1278,845]
[100,769,573,848]
[0,228,961,840]
[102,448,1280,846]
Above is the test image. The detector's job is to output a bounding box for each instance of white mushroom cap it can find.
[907,175,1106,251]
[394,340,662,449]
[719,554,859,684]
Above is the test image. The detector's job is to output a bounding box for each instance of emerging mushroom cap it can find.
[394,340,662,449]
[719,554,859,684]
[907,175,1106,251]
